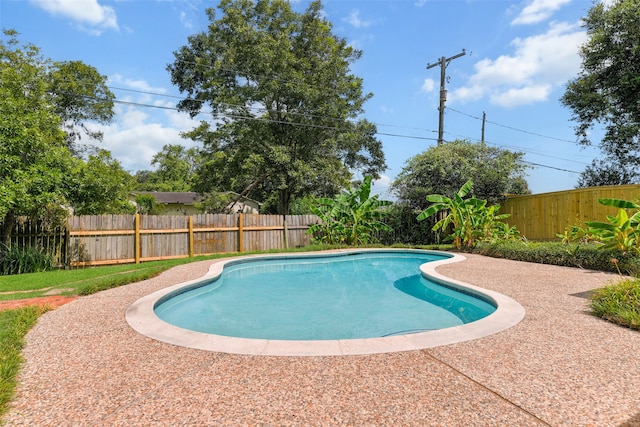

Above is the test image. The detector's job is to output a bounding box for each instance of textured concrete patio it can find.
[5,253,640,426]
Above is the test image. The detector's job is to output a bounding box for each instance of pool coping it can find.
[125,249,526,356]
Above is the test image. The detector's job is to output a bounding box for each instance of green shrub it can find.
[591,278,640,330]
[308,177,392,246]
[0,244,54,275]
[474,241,640,276]
[417,179,519,249]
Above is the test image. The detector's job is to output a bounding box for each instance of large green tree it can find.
[0,31,119,242]
[134,144,199,191]
[391,140,529,210]
[561,0,640,185]
[49,60,115,154]
[68,150,135,215]
[168,0,385,214]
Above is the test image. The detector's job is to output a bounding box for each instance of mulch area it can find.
[0,295,78,312]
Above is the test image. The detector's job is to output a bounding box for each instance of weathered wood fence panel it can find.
[242,214,283,252]
[6,218,66,266]
[140,215,190,262]
[192,213,238,255]
[287,214,318,248]
[68,214,136,265]
[500,184,640,240]
[63,213,317,267]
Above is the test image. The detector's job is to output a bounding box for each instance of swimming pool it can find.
[126,249,526,356]
[153,251,495,340]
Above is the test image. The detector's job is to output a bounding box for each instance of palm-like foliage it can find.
[585,198,640,255]
[308,177,392,246]
[417,179,517,249]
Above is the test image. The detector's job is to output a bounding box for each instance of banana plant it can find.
[417,179,516,249]
[308,177,392,246]
[585,198,640,255]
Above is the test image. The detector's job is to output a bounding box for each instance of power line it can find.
[523,161,581,174]
[109,95,584,171]
[108,96,441,141]
[442,127,591,166]
[58,88,589,174]
[446,106,578,144]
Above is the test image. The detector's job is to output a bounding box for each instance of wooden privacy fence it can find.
[66,213,318,266]
[499,184,640,241]
[5,218,67,266]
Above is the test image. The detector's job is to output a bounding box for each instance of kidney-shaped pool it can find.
[126,249,525,356]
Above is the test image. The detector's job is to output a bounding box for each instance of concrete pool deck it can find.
[5,253,640,426]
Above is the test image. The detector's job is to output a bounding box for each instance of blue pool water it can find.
[154,251,496,340]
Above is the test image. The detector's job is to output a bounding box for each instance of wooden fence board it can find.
[500,184,640,240]
[54,213,316,266]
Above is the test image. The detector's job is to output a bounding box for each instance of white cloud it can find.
[490,84,552,107]
[94,76,202,172]
[179,11,193,30]
[30,0,118,33]
[511,0,572,25]
[98,109,201,173]
[421,78,436,93]
[344,10,373,29]
[109,74,167,94]
[372,175,392,198]
[450,21,587,108]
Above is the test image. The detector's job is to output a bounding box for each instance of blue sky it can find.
[1,0,605,196]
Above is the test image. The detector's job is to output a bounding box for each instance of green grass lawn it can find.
[0,306,47,420]
[591,278,640,330]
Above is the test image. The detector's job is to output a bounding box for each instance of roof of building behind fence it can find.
[131,192,203,205]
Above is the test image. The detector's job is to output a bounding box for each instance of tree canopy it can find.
[134,144,200,192]
[391,140,530,210]
[561,0,640,185]
[0,31,122,241]
[167,0,385,214]
[68,150,135,215]
[49,60,115,154]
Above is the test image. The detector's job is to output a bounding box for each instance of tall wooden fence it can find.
[500,184,640,240]
[4,218,67,266]
[7,214,318,268]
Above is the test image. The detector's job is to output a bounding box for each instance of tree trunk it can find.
[278,189,291,215]
[1,212,15,245]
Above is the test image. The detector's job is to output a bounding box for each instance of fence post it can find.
[135,214,141,264]
[64,222,70,269]
[188,216,194,258]
[283,215,288,249]
[238,213,244,253]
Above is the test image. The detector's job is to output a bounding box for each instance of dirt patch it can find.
[0,295,78,312]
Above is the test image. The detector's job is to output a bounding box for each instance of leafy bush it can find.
[584,198,640,255]
[417,179,519,249]
[591,278,640,330]
[474,241,640,276]
[0,244,54,275]
[559,197,640,255]
[308,177,392,246]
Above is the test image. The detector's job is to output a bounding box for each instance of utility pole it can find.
[426,49,466,145]
[481,111,486,147]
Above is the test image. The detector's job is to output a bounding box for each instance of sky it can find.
[1,0,607,197]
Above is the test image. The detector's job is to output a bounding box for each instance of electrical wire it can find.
[54,86,591,173]
[446,106,578,144]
